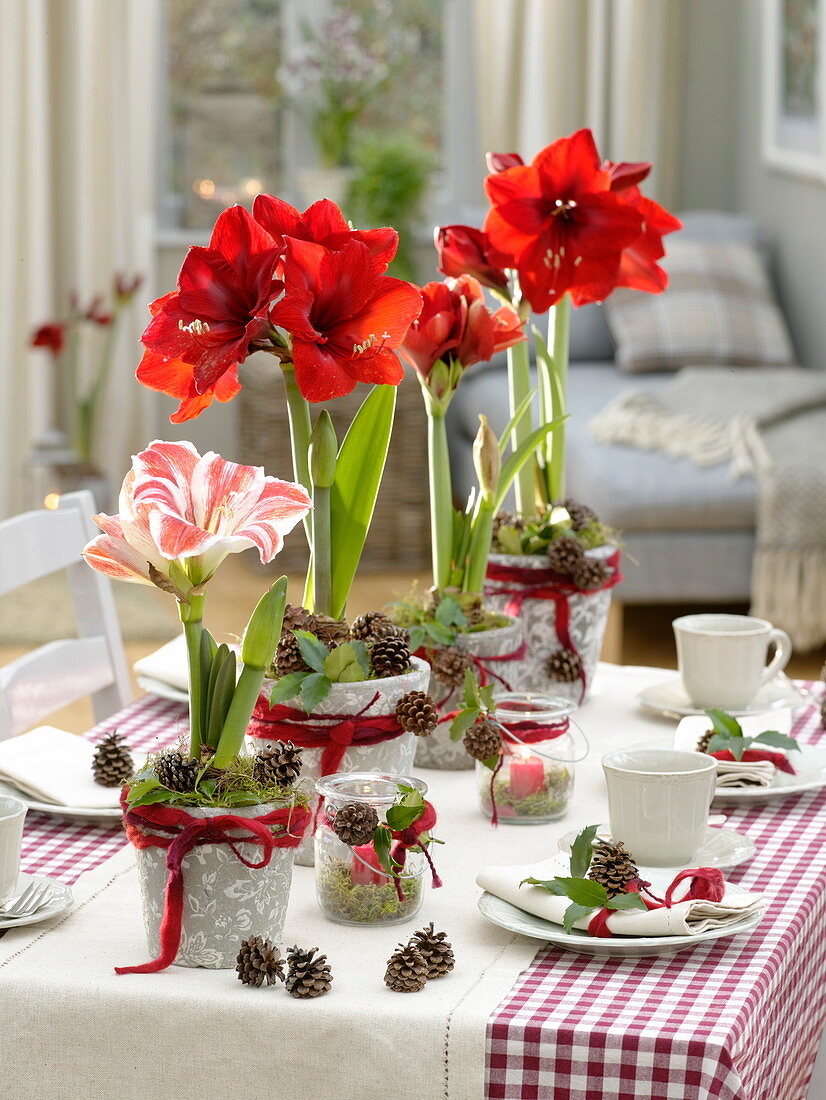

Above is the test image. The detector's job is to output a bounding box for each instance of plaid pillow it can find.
[604,240,796,373]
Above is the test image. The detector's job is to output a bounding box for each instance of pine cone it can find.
[351,610,396,642]
[572,557,610,591]
[154,749,199,793]
[463,717,503,762]
[274,630,313,677]
[235,935,285,987]
[409,923,454,979]
[384,942,428,992]
[331,801,379,847]
[312,614,351,646]
[696,728,715,754]
[561,497,597,532]
[429,646,473,689]
[253,741,303,787]
[493,510,525,538]
[546,535,585,575]
[396,691,438,737]
[546,647,583,684]
[285,946,333,998]
[370,632,412,677]
[91,731,133,787]
[588,840,640,898]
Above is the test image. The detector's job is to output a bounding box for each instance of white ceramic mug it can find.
[0,795,26,902]
[602,748,717,866]
[673,613,792,711]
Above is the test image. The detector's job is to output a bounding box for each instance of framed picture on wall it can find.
[763,0,826,180]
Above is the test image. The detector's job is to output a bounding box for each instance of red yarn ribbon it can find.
[486,718,570,828]
[485,550,622,703]
[586,866,725,937]
[115,790,310,975]
[710,748,795,774]
[415,638,528,721]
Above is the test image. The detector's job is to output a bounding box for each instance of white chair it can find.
[0,491,132,739]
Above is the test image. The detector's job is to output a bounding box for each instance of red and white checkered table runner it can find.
[486,683,826,1100]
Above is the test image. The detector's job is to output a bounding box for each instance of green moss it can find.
[317,856,423,923]
[492,512,619,557]
[479,765,574,820]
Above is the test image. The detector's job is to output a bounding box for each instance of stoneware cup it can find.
[0,795,27,902]
[602,748,717,866]
[673,613,792,710]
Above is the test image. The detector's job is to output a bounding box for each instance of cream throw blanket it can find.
[590,367,826,649]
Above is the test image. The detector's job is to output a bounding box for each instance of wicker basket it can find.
[237,359,430,572]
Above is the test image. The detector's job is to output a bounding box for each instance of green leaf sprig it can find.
[268,631,371,712]
[448,668,497,758]
[520,824,647,934]
[363,784,437,879]
[704,709,800,761]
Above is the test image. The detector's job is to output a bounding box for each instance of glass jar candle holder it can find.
[315,772,428,926]
[477,694,581,825]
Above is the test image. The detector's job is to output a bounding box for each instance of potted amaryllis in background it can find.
[435,129,681,701]
[391,274,562,769]
[136,195,434,864]
[82,440,313,970]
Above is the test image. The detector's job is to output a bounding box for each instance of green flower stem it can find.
[547,295,571,501]
[463,496,495,595]
[65,322,82,460]
[212,663,267,769]
[312,484,332,617]
[179,593,206,758]
[506,334,534,516]
[81,309,121,465]
[281,365,314,541]
[427,405,454,590]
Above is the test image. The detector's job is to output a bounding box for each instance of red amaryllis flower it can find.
[139,205,282,410]
[615,188,682,294]
[434,225,509,292]
[606,160,652,191]
[269,238,422,402]
[483,128,645,312]
[253,194,397,273]
[31,323,66,356]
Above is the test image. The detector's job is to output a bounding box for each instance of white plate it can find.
[0,780,123,825]
[637,673,804,719]
[478,889,763,957]
[0,872,73,930]
[558,822,756,871]
[711,745,826,802]
[136,675,188,704]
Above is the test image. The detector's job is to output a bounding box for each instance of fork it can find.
[0,882,52,919]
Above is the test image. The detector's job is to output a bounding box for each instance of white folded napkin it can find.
[0,727,133,809]
[477,854,763,937]
[715,760,777,787]
[133,634,190,693]
[674,713,793,788]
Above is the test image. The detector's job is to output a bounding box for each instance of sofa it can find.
[447,212,779,607]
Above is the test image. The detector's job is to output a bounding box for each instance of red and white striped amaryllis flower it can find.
[82,440,312,589]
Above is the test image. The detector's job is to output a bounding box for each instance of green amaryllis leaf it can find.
[754,730,801,752]
[520,876,569,895]
[449,707,480,741]
[329,384,397,619]
[606,892,648,911]
[205,648,238,749]
[706,709,742,738]
[570,824,600,878]
[552,877,608,907]
[707,732,748,760]
[203,643,230,742]
[494,416,567,513]
[293,629,330,673]
[498,388,537,455]
[299,671,332,712]
[373,824,394,875]
[269,671,307,705]
[563,902,594,935]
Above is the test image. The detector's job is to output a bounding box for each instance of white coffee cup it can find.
[0,795,26,902]
[602,748,717,866]
[673,613,792,711]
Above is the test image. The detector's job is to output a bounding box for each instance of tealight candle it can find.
[508,747,545,799]
[349,843,384,886]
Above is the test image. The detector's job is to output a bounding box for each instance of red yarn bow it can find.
[587,866,726,937]
[390,799,442,893]
[115,791,310,975]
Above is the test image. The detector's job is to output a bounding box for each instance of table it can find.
[3,664,826,1100]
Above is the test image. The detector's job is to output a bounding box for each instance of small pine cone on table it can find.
[587,840,640,898]
[429,646,474,690]
[351,610,396,642]
[560,497,597,532]
[409,923,454,978]
[546,535,585,576]
[91,731,134,787]
[286,946,333,998]
[235,935,285,987]
[332,801,379,847]
[384,942,428,992]
[463,717,503,762]
[253,740,303,787]
[154,750,199,793]
[396,690,438,737]
[370,632,412,677]
[546,647,583,684]
[572,556,610,591]
[274,630,314,677]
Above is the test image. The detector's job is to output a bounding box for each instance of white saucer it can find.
[558,822,756,871]
[711,745,826,803]
[0,872,73,930]
[478,889,762,957]
[637,673,804,719]
[0,780,123,825]
[136,675,188,704]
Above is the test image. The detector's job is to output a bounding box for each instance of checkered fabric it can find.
[487,683,826,1100]
[19,695,187,884]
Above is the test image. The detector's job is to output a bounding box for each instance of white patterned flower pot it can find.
[133,802,298,970]
[247,657,430,866]
[415,615,524,771]
[485,547,618,703]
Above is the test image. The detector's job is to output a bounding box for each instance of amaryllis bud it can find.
[114,272,144,303]
[485,151,524,173]
[309,410,338,489]
[427,359,452,402]
[434,225,509,292]
[472,415,501,500]
[31,323,66,357]
[241,576,288,670]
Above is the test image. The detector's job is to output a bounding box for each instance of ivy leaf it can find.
[606,892,648,912]
[424,620,456,646]
[520,876,569,895]
[372,824,394,875]
[293,630,330,673]
[707,732,749,760]
[386,803,422,831]
[481,753,500,771]
[570,824,600,878]
[323,642,364,682]
[462,667,481,709]
[126,776,161,805]
[300,672,332,712]
[269,671,307,705]
[408,625,426,653]
[754,730,801,753]
[563,902,594,935]
[435,594,462,627]
[706,709,742,738]
[479,684,496,711]
[449,707,480,741]
[350,639,371,677]
[553,877,608,907]
[131,785,175,807]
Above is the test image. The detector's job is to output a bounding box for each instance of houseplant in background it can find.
[82,440,313,970]
[435,129,681,700]
[136,195,433,863]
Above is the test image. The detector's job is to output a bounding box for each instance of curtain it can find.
[0,0,158,519]
[474,0,682,207]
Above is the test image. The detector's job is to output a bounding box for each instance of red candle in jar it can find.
[508,748,545,799]
[350,843,385,885]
